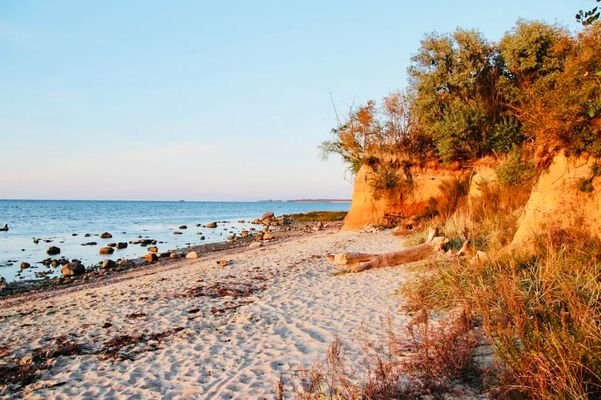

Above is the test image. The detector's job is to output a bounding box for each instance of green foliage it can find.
[495,149,535,187]
[578,162,601,193]
[579,177,594,193]
[286,211,348,222]
[369,163,413,200]
[323,19,601,177]
[490,117,523,154]
[498,20,569,84]
[576,0,600,26]
[499,22,601,160]
[408,29,507,163]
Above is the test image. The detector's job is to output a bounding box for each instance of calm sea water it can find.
[0,200,349,282]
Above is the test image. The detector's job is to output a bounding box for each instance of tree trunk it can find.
[328,227,451,273]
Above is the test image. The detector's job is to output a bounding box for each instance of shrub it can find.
[495,149,536,187]
[369,162,414,201]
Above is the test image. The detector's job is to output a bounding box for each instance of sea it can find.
[0,200,350,282]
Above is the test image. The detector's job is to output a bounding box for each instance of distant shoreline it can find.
[0,198,351,203]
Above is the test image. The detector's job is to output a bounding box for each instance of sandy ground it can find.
[0,229,415,399]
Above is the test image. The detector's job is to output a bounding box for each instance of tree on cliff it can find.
[407,29,519,163]
[499,21,601,164]
[320,92,434,173]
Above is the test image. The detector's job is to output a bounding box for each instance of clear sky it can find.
[0,0,583,200]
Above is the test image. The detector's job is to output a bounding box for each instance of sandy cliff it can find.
[511,152,601,247]
[343,164,465,230]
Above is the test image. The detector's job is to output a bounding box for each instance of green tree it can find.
[408,29,516,163]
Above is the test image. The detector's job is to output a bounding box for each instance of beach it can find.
[0,227,413,399]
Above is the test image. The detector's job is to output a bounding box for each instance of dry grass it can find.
[402,182,601,399]
[290,311,485,399]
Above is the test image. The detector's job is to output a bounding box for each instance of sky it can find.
[0,0,584,201]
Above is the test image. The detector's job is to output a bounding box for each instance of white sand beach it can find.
[0,229,415,399]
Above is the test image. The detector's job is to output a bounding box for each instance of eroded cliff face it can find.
[342,164,464,230]
[342,165,390,230]
[511,152,601,247]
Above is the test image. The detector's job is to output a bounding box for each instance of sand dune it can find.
[0,229,414,399]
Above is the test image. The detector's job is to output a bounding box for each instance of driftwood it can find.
[328,227,470,273]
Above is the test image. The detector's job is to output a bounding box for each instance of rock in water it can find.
[206,222,218,228]
[20,262,31,270]
[61,261,85,276]
[0,224,8,232]
[185,251,198,259]
[0,277,6,291]
[148,246,159,253]
[100,232,112,239]
[116,242,128,249]
[46,246,61,255]
[179,225,187,229]
[99,247,114,255]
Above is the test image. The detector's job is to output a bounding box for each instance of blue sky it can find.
[0,0,583,200]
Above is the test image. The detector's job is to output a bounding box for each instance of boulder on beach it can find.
[263,232,275,241]
[261,212,275,220]
[144,253,158,263]
[185,251,198,259]
[148,246,159,253]
[206,222,218,228]
[100,232,112,239]
[0,277,6,291]
[99,247,114,255]
[170,252,180,260]
[217,259,230,267]
[101,259,116,269]
[46,246,61,255]
[248,242,262,249]
[20,262,31,270]
[61,260,85,276]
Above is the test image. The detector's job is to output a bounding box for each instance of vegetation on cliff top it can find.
[322,21,601,174]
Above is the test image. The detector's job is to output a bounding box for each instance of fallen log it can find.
[328,227,451,273]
